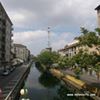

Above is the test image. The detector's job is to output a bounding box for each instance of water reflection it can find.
[38,72,60,88]
[19,63,88,100]
[35,62,45,73]
[53,86,76,100]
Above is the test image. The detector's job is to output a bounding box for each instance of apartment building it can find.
[26,49,30,61]
[0,2,13,68]
[58,41,79,58]
[12,44,27,61]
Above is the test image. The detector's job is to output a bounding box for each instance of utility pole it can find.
[47,21,50,48]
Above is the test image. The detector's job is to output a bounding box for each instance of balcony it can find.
[1,58,6,62]
[0,11,2,15]
[11,32,13,37]
[11,39,13,43]
[0,18,3,26]
[0,38,6,44]
[2,24,6,29]
[11,27,14,31]
[0,32,2,38]
[2,17,6,22]
[0,48,5,53]
[2,22,6,29]
[2,33,6,37]
[0,28,2,32]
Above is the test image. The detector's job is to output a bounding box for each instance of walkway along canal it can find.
[19,62,94,100]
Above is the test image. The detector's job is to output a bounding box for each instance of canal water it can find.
[19,63,90,100]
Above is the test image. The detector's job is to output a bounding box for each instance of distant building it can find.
[12,44,27,61]
[0,2,13,68]
[30,54,34,60]
[58,41,79,58]
[26,49,30,61]
[95,5,100,28]
[40,47,52,54]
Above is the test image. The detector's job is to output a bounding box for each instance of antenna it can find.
[47,21,50,48]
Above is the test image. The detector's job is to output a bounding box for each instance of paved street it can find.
[0,64,28,90]
[59,69,100,88]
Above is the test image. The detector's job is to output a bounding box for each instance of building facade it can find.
[58,41,79,58]
[26,49,30,61]
[12,44,27,61]
[0,2,13,68]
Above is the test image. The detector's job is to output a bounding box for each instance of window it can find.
[14,47,16,53]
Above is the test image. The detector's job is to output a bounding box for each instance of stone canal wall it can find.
[49,68,100,100]
[4,61,33,100]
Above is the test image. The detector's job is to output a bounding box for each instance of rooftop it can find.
[14,44,26,47]
[95,5,100,10]
[0,2,13,25]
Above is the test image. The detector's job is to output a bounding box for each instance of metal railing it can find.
[5,62,33,100]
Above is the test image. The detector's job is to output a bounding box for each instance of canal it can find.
[19,63,90,100]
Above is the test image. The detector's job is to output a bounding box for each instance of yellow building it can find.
[58,41,79,58]
[58,40,99,76]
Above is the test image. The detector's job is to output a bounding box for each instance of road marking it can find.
[5,86,13,89]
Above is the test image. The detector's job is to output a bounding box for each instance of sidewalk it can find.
[59,69,100,89]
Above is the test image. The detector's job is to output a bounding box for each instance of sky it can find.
[1,0,100,56]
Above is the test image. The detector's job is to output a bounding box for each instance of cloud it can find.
[13,30,75,55]
[1,0,99,55]
[13,30,57,44]
[1,0,99,29]
[51,40,67,51]
[61,32,73,39]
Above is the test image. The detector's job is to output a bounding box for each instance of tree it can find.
[74,27,100,79]
[38,72,59,88]
[36,51,59,67]
[75,27,100,54]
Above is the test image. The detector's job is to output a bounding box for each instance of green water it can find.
[19,63,91,100]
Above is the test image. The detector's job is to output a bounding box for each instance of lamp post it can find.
[20,80,29,100]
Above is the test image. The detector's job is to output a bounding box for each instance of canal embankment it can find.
[49,68,100,100]
[2,60,33,100]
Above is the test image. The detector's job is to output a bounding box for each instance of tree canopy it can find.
[36,51,59,67]
[74,28,100,72]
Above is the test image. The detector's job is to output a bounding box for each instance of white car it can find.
[1,70,10,76]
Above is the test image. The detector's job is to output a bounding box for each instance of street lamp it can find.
[20,80,30,100]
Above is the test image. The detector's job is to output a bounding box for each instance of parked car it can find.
[8,67,13,72]
[13,66,16,70]
[1,70,10,76]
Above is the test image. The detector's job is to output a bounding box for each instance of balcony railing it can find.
[1,58,6,62]
[0,38,6,43]
[11,27,14,31]
[11,39,13,43]
[2,17,6,22]
[2,24,6,29]
[11,33,13,37]
[0,48,5,53]
[0,19,2,26]
[2,33,6,36]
